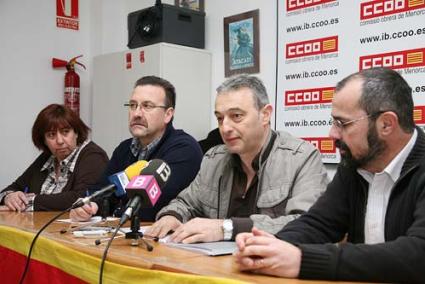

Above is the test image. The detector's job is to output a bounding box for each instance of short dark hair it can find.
[336,67,414,133]
[134,76,176,109]
[32,104,90,152]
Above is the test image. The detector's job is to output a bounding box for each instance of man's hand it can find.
[4,191,31,212]
[69,202,98,222]
[236,227,275,251]
[169,218,224,244]
[234,227,301,278]
[146,215,182,239]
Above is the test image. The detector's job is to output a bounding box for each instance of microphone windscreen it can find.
[109,160,148,197]
[125,160,148,178]
[139,159,171,188]
[126,175,160,207]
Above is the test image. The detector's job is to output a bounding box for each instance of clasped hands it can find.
[234,227,301,278]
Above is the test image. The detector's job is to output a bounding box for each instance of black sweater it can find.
[276,127,425,283]
[95,124,203,221]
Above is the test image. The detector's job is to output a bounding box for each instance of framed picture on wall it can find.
[174,0,205,12]
[224,9,259,77]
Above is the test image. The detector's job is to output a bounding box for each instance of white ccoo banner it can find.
[276,0,425,163]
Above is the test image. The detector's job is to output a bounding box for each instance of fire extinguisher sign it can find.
[56,0,79,30]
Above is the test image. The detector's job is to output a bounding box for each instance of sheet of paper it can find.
[127,226,236,256]
[164,241,237,256]
[56,216,118,224]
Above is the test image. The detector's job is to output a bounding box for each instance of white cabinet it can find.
[92,43,211,156]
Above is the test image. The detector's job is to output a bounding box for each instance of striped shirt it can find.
[39,139,91,196]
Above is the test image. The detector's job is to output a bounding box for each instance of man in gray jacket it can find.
[146,74,328,243]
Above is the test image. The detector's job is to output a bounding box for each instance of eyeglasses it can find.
[332,111,387,130]
[124,101,168,112]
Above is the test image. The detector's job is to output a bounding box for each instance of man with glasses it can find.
[234,67,425,283]
[70,76,203,221]
[146,74,328,243]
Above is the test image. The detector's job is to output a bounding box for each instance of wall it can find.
[0,0,332,189]
[0,0,278,188]
[204,0,277,129]
[0,0,100,188]
[99,0,277,129]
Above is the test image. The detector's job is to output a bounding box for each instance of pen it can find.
[23,186,34,211]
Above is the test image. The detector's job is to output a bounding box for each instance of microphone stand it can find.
[125,208,153,251]
[101,197,110,221]
[95,202,154,251]
[98,203,153,284]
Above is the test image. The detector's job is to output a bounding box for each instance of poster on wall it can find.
[56,0,79,30]
[276,0,425,163]
[224,9,260,77]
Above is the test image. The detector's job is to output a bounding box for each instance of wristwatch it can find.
[222,219,233,241]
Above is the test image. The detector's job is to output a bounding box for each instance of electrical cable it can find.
[98,223,123,284]
[19,209,70,284]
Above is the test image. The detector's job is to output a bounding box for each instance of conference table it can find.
[0,211,355,283]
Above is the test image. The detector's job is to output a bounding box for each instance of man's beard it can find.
[336,123,386,169]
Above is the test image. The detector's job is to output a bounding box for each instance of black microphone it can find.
[71,161,148,210]
[71,184,115,209]
[119,159,171,225]
[18,163,148,284]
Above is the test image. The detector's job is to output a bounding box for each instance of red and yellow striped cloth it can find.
[0,225,246,284]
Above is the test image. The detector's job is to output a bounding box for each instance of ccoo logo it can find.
[359,48,425,70]
[360,0,425,20]
[286,36,338,59]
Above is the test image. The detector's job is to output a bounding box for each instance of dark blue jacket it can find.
[96,124,203,221]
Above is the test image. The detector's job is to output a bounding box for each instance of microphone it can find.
[70,160,148,209]
[71,184,115,209]
[108,160,148,197]
[119,159,171,225]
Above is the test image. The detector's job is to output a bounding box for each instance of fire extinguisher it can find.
[52,55,86,116]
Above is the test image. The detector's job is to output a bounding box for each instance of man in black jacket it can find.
[234,67,425,283]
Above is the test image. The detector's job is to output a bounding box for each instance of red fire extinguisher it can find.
[52,55,86,116]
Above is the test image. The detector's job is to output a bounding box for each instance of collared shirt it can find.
[37,140,91,207]
[358,129,417,244]
[130,136,162,160]
[227,130,277,237]
[227,154,259,219]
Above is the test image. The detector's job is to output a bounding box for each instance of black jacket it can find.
[276,127,425,283]
[2,142,108,211]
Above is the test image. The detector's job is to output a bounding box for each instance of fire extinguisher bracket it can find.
[52,55,86,117]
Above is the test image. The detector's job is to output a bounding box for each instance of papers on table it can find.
[56,216,118,224]
[56,216,119,236]
[164,241,237,256]
[60,222,236,255]
[124,226,236,255]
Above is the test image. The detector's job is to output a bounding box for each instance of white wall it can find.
[205,0,277,129]
[0,0,100,188]
[98,0,277,129]
[0,0,286,189]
